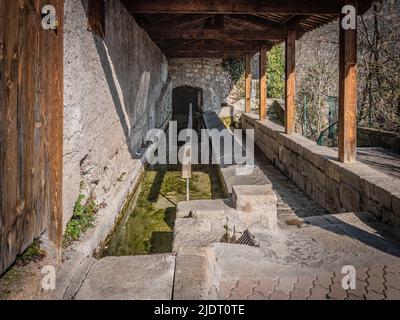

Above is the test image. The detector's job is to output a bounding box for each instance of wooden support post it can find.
[46,0,64,262]
[285,30,296,134]
[245,54,252,113]
[259,46,267,120]
[338,4,358,163]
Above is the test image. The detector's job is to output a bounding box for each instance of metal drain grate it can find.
[235,230,259,247]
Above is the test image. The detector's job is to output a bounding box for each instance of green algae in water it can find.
[103,165,223,256]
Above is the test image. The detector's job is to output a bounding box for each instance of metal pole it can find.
[183,103,193,202]
[186,178,190,202]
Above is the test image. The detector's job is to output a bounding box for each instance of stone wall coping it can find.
[358,126,400,137]
[244,113,394,178]
[242,113,400,221]
[204,112,272,196]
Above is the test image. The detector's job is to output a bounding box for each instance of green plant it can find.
[267,45,285,99]
[16,239,45,266]
[221,224,236,243]
[63,193,100,248]
[222,58,245,84]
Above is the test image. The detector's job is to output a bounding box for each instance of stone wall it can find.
[242,114,400,226]
[63,0,171,230]
[168,59,233,112]
[358,127,400,154]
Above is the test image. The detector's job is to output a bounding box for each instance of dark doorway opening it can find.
[172,86,203,131]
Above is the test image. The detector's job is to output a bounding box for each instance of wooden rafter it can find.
[148,14,213,28]
[125,1,373,59]
[156,39,270,52]
[148,29,286,41]
[123,0,355,15]
[167,52,250,58]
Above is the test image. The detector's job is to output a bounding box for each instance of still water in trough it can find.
[103,164,224,256]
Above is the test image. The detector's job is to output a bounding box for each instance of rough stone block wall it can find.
[63,0,171,230]
[242,114,400,226]
[168,59,233,112]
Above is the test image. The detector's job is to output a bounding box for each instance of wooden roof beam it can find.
[156,40,269,52]
[167,52,253,58]
[149,14,213,28]
[165,48,265,54]
[148,29,286,41]
[229,14,286,29]
[124,0,373,15]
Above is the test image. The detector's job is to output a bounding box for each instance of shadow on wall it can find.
[82,0,166,159]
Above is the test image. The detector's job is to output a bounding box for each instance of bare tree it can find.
[358,0,400,131]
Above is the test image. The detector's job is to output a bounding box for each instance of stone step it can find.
[74,254,176,300]
[55,250,96,300]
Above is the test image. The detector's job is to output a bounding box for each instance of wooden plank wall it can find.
[0,0,63,274]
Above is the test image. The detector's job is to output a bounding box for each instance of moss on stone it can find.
[221,116,233,129]
[104,164,223,256]
[16,240,45,266]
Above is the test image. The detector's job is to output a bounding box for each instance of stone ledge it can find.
[173,198,278,251]
[203,111,272,196]
[75,254,176,300]
[232,184,277,212]
[55,250,96,300]
[72,163,145,257]
[242,113,400,226]
[173,247,216,300]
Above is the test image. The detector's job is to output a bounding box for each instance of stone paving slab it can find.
[55,250,96,300]
[75,254,175,300]
[173,247,216,300]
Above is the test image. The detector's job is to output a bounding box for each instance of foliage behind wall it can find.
[222,45,285,102]
[222,58,245,84]
[267,45,285,99]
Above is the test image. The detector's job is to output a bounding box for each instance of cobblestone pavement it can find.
[219,264,400,300]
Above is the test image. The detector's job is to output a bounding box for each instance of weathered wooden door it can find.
[0,0,63,274]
